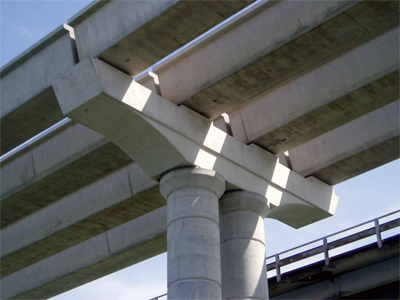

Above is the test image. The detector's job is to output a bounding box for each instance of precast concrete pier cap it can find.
[160,167,226,300]
[219,191,270,300]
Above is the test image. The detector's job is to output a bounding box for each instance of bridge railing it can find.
[266,210,400,282]
[149,293,167,300]
[149,210,400,299]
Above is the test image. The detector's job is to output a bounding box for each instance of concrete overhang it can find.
[0,25,78,155]
[53,58,339,229]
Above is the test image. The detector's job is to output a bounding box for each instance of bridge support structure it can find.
[52,56,339,300]
[220,191,270,300]
[160,167,225,300]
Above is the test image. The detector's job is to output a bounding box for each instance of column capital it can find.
[220,190,270,218]
[160,167,225,199]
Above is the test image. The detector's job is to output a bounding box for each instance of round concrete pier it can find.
[219,190,270,300]
[160,167,225,300]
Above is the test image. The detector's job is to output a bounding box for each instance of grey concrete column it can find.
[219,191,270,300]
[160,167,226,300]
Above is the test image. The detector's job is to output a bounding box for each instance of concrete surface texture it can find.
[158,1,398,120]
[0,163,160,277]
[0,121,131,227]
[53,57,338,229]
[1,207,168,299]
[1,0,399,298]
[0,25,77,155]
[229,26,399,153]
[220,191,270,300]
[160,167,225,300]
[0,0,252,156]
[288,100,400,185]
[70,0,253,75]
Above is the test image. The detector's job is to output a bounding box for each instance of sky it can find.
[1,1,399,300]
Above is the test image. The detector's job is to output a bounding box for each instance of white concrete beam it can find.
[0,121,132,227]
[229,27,399,153]
[0,207,167,300]
[70,0,253,75]
[1,0,252,155]
[0,163,160,278]
[0,25,77,155]
[14,94,393,278]
[54,58,339,228]
[288,101,400,185]
[153,0,397,119]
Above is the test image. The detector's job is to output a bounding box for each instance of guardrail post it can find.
[323,238,330,266]
[375,219,383,248]
[275,254,282,282]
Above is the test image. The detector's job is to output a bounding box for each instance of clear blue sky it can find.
[1,1,399,299]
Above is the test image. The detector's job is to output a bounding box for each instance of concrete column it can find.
[160,167,226,300]
[220,190,270,300]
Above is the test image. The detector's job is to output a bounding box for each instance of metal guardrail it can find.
[267,210,400,282]
[149,293,167,300]
[150,210,400,299]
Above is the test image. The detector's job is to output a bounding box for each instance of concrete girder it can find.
[153,0,398,120]
[0,207,168,300]
[229,26,400,154]
[0,25,78,155]
[0,122,131,228]
[11,88,394,280]
[69,0,254,75]
[0,163,161,278]
[0,1,253,157]
[288,101,400,185]
[2,1,396,205]
[54,58,339,229]
[3,0,396,157]
[0,71,183,228]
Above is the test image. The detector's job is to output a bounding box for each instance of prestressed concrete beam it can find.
[0,67,167,228]
[3,1,397,199]
[153,0,397,120]
[69,0,253,75]
[1,0,253,156]
[288,101,400,185]
[54,57,339,228]
[230,26,399,153]
[13,93,391,279]
[0,163,161,278]
[0,207,168,300]
[0,25,78,155]
[0,122,131,227]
